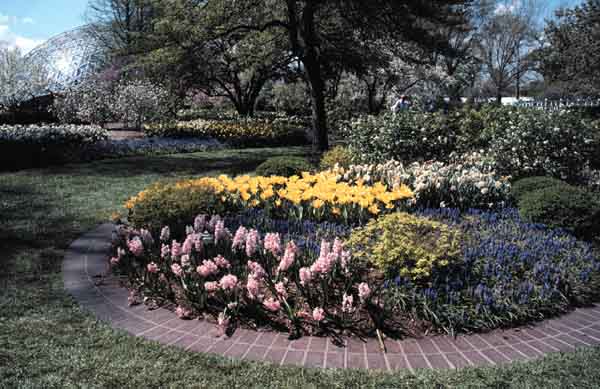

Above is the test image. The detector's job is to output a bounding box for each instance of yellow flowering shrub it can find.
[126,172,413,224]
[126,181,231,233]
[347,212,462,280]
[320,145,354,170]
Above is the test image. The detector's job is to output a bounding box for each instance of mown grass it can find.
[1,146,600,389]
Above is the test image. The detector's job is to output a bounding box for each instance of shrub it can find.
[319,146,353,170]
[346,111,455,164]
[511,176,568,202]
[0,124,108,170]
[485,108,599,181]
[255,156,313,177]
[270,82,311,115]
[126,182,230,235]
[348,212,462,281]
[519,184,600,239]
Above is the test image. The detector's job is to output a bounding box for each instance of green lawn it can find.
[1,146,600,389]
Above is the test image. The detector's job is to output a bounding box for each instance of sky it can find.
[0,0,587,54]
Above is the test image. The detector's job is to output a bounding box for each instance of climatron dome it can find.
[25,25,106,93]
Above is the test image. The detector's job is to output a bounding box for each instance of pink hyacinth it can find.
[247,261,266,279]
[171,263,183,277]
[213,255,231,269]
[127,237,144,257]
[147,262,159,273]
[312,307,325,322]
[319,240,331,258]
[342,293,354,313]
[171,240,182,258]
[194,214,207,232]
[140,229,154,247]
[264,233,281,256]
[246,275,260,300]
[208,215,221,232]
[196,260,218,277]
[214,220,228,243]
[160,226,170,242]
[245,229,259,257]
[358,282,371,301]
[176,306,192,319]
[219,274,238,291]
[299,267,312,286]
[263,297,281,312]
[275,282,288,299]
[161,243,170,259]
[204,281,218,293]
[332,238,343,258]
[278,241,297,273]
[182,235,195,255]
[232,226,247,250]
[310,256,333,275]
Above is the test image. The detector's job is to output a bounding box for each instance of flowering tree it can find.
[53,75,116,125]
[111,80,174,129]
[0,46,50,121]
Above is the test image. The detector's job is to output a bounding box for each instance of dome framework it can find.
[25,25,106,93]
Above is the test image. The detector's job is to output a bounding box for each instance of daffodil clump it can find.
[126,172,413,225]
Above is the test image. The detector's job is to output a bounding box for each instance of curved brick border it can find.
[63,224,600,370]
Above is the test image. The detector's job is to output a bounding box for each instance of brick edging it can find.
[63,223,600,370]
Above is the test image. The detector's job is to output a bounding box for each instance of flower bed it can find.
[0,124,108,170]
[125,172,414,226]
[111,214,380,339]
[328,152,511,209]
[144,116,309,147]
[111,208,600,339]
[379,208,600,334]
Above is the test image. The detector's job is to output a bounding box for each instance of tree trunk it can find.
[304,58,329,151]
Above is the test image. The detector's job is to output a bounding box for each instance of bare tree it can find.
[85,0,155,57]
[477,0,544,103]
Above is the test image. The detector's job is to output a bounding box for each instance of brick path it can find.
[63,224,600,370]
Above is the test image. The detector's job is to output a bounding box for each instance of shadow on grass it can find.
[36,147,312,178]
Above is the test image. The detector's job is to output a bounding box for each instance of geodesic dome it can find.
[25,25,106,93]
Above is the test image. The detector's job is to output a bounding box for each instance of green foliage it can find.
[255,156,313,177]
[319,145,354,170]
[541,0,600,95]
[519,184,600,239]
[127,183,231,235]
[347,212,462,280]
[511,176,569,202]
